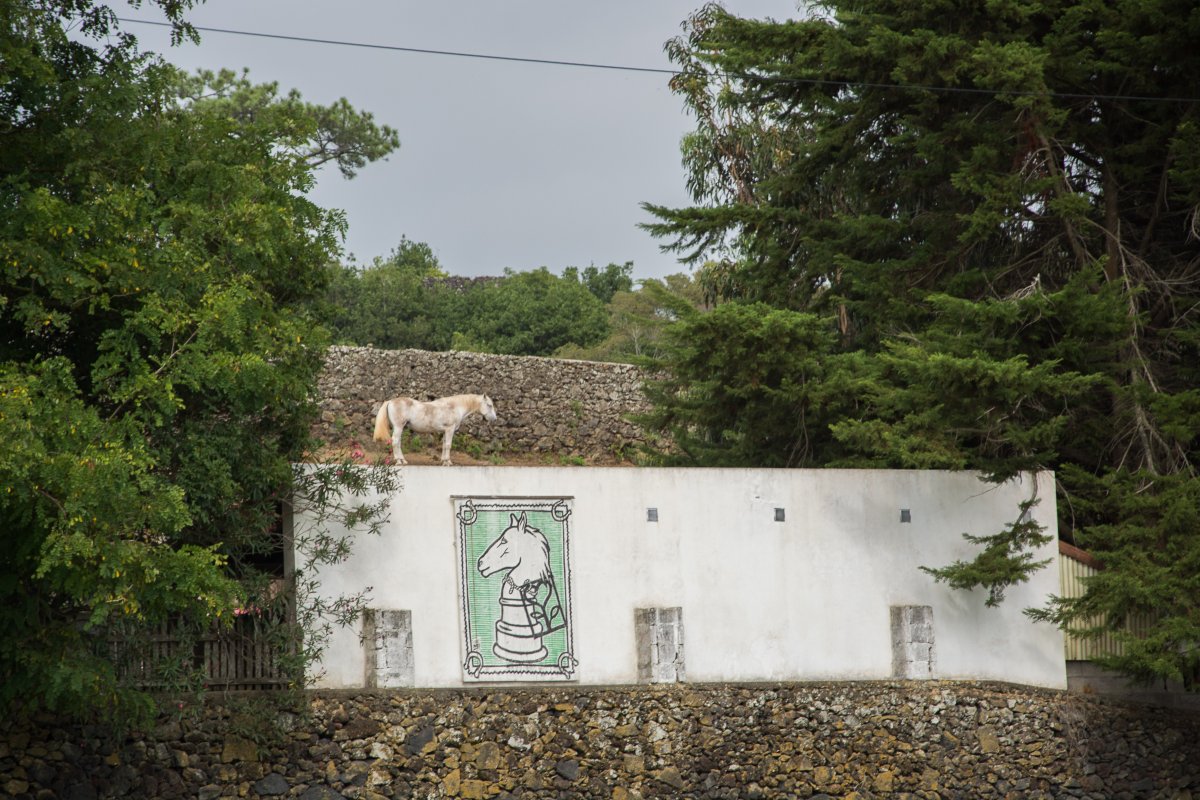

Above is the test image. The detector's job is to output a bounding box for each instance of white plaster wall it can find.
[298,467,1065,690]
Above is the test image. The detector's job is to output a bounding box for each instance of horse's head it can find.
[480,394,497,422]
[477,511,550,586]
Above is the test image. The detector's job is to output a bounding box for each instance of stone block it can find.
[221,735,258,763]
[890,605,936,679]
[636,607,685,683]
[254,773,290,796]
[363,609,415,688]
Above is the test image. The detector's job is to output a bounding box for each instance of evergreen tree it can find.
[644,0,1200,687]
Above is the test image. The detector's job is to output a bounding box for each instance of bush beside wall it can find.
[314,347,653,461]
[3,683,1197,799]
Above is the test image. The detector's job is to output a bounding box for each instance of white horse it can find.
[373,393,496,466]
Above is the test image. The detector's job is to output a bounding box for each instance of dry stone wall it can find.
[314,347,654,461]
[3,683,1198,800]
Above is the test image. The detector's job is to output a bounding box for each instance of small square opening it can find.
[647,508,658,523]
[774,507,786,522]
[900,508,911,523]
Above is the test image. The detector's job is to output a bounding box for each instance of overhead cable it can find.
[117,17,1200,105]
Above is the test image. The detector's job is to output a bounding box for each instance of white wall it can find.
[299,467,1065,689]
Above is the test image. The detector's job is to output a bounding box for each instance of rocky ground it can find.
[3,682,1198,799]
[312,437,637,468]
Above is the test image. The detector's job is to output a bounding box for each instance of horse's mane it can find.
[515,520,552,585]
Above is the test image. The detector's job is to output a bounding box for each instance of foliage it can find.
[457,267,610,356]
[1027,468,1200,688]
[827,275,1116,480]
[921,496,1053,608]
[643,0,1200,686]
[1,0,399,723]
[557,273,706,363]
[638,302,856,466]
[563,261,635,304]
[319,238,463,350]
[317,259,612,357]
[289,461,401,684]
[173,68,399,179]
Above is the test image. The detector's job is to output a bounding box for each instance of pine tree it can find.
[644,0,1200,687]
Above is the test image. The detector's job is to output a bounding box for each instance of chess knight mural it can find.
[455,498,576,681]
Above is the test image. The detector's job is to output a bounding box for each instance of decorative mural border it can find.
[453,497,576,682]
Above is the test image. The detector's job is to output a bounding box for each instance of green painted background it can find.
[461,505,571,672]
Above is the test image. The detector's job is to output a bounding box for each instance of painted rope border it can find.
[454,497,577,682]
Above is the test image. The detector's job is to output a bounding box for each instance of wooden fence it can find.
[113,613,295,692]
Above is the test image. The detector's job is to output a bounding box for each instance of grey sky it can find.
[124,2,799,281]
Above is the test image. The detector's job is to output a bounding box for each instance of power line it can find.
[118,17,1200,105]
[117,18,678,76]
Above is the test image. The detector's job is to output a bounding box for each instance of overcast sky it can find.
[120,1,800,281]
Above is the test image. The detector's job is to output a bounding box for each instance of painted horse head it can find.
[477,511,551,589]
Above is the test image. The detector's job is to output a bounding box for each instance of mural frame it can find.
[453,496,577,682]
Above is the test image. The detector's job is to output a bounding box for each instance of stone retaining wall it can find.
[3,683,1197,799]
[314,347,654,461]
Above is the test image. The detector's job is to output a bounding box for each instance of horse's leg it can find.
[392,417,408,465]
[440,427,454,466]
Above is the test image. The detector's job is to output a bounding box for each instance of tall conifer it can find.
[644,0,1200,688]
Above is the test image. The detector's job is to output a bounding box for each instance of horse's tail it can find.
[373,400,392,443]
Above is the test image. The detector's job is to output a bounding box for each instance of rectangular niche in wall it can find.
[636,607,685,684]
[363,608,414,688]
[454,497,576,682]
[891,604,936,679]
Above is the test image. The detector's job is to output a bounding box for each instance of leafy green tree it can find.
[316,259,615,357]
[556,273,704,363]
[320,238,464,350]
[1,0,399,722]
[564,261,635,304]
[452,267,610,356]
[644,1,1200,686]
